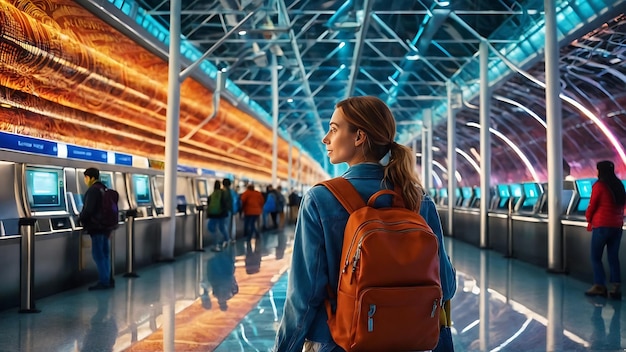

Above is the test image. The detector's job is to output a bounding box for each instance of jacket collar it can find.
[341,162,384,180]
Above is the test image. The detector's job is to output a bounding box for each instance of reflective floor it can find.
[0,226,624,352]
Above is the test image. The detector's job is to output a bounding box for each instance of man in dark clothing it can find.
[78,167,113,291]
[288,189,301,224]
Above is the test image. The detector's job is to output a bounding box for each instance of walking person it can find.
[275,186,287,229]
[263,185,278,230]
[240,184,265,241]
[222,178,240,242]
[78,167,114,291]
[288,189,301,225]
[273,96,457,351]
[585,160,625,299]
[207,180,231,252]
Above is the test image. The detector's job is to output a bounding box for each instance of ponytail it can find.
[383,142,424,212]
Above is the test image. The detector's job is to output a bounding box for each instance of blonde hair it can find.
[336,96,424,211]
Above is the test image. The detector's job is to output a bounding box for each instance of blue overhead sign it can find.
[0,131,58,156]
[200,168,216,176]
[177,165,197,173]
[115,153,133,166]
[67,145,108,163]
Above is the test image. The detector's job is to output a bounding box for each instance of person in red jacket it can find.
[585,160,625,299]
[240,184,265,240]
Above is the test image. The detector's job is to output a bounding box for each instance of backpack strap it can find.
[319,177,366,214]
[367,189,406,208]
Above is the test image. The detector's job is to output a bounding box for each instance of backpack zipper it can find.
[350,227,433,274]
[343,219,425,273]
[431,298,439,317]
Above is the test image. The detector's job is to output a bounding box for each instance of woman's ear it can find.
[354,130,366,146]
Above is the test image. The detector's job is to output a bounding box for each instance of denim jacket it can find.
[273,163,457,352]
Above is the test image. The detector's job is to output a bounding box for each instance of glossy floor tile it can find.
[0,228,624,352]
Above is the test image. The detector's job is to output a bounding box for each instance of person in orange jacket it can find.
[240,184,265,240]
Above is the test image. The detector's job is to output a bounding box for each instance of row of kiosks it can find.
[0,158,217,311]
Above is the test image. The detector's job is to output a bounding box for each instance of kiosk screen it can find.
[25,167,65,212]
[522,183,541,207]
[99,172,113,189]
[576,178,596,212]
[510,183,522,198]
[197,179,208,199]
[497,185,510,208]
[133,174,152,205]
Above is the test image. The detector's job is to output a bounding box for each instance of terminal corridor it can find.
[0,226,622,352]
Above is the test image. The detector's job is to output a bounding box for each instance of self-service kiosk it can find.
[453,185,480,245]
[131,174,155,218]
[517,182,543,213]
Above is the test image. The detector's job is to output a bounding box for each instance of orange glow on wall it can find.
[0,0,327,183]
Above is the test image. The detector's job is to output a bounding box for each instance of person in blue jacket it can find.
[273,96,457,352]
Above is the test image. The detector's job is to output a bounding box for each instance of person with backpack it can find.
[78,167,117,291]
[273,96,457,352]
[222,178,240,243]
[207,180,231,252]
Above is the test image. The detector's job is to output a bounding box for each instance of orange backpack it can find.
[321,177,442,352]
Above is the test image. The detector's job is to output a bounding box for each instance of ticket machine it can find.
[130,173,155,218]
[23,165,72,232]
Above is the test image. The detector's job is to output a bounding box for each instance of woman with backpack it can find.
[273,96,457,352]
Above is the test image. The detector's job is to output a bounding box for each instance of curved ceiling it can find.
[1,0,624,185]
[88,0,625,183]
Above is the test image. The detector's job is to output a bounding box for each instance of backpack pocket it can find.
[351,285,442,351]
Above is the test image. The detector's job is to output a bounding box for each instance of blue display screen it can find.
[576,178,596,198]
[133,174,152,204]
[577,198,590,212]
[439,188,448,198]
[99,173,113,189]
[461,187,472,199]
[497,185,510,198]
[497,185,510,208]
[197,179,208,198]
[523,183,540,198]
[25,166,65,212]
[473,187,481,199]
[510,184,522,198]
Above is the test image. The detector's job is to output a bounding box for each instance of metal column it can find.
[545,0,564,272]
[423,109,433,190]
[161,0,182,262]
[124,209,139,278]
[288,138,293,188]
[272,53,279,187]
[479,40,491,249]
[19,217,39,313]
[446,82,457,236]
[195,205,205,251]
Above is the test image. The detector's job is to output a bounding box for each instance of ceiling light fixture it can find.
[406,52,419,61]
